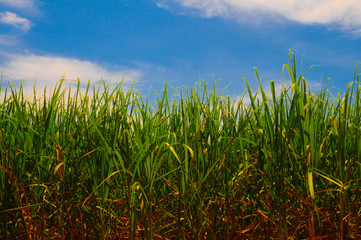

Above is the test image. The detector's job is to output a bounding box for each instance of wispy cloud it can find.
[157,0,361,31]
[1,53,143,94]
[0,0,34,9]
[0,34,20,46]
[0,11,32,31]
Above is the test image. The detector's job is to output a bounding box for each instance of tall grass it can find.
[0,51,360,239]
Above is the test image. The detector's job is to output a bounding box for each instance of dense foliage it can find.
[1,52,360,239]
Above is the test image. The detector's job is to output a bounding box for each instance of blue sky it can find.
[0,0,360,101]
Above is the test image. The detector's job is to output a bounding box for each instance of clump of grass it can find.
[0,51,361,239]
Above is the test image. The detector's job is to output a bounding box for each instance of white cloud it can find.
[0,0,34,9]
[158,0,361,30]
[0,11,32,31]
[0,53,143,98]
[0,34,19,46]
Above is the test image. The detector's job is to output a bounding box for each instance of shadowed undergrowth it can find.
[1,52,361,239]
